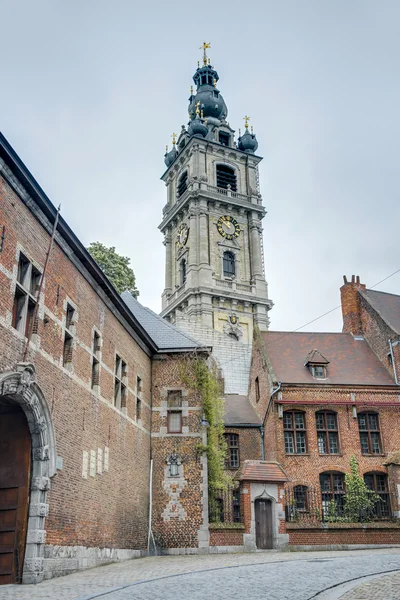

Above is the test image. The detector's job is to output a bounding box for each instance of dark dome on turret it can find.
[238,129,258,154]
[164,146,178,167]
[188,115,208,138]
[188,64,228,123]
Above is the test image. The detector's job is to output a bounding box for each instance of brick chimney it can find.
[340,275,366,335]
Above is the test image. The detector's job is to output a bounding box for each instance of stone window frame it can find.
[12,251,42,338]
[283,410,308,455]
[136,375,142,422]
[114,353,128,411]
[90,328,101,393]
[167,410,182,434]
[62,300,77,371]
[213,159,242,194]
[176,169,189,199]
[255,376,260,403]
[218,243,241,282]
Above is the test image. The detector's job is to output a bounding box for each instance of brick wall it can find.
[224,427,261,473]
[209,526,244,546]
[270,386,400,489]
[151,355,206,549]
[0,171,152,553]
[287,523,400,546]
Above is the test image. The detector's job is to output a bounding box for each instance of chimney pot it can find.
[351,275,355,283]
[343,275,348,284]
[356,275,360,284]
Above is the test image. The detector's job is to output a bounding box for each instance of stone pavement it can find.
[0,548,400,600]
[340,570,400,599]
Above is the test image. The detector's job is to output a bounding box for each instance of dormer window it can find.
[304,349,329,379]
[310,365,326,379]
[219,132,230,147]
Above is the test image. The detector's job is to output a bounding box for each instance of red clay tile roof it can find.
[239,460,288,482]
[362,289,400,335]
[224,395,262,426]
[262,331,396,386]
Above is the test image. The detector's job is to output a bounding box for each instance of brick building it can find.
[246,276,400,548]
[0,132,211,584]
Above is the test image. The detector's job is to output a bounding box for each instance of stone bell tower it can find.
[159,44,272,345]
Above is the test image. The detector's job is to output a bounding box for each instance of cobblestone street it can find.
[0,549,400,600]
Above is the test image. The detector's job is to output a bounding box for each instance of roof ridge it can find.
[365,288,400,299]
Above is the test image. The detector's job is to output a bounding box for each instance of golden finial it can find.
[200,42,211,66]
[213,78,217,88]
[195,101,201,116]
[190,85,194,95]
[172,133,177,145]
[166,144,168,153]
[244,115,250,129]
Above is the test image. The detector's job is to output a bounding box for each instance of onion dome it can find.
[237,117,258,154]
[188,113,208,138]
[164,134,178,167]
[188,43,228,123]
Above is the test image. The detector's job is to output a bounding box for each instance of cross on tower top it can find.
[200,42,211,66]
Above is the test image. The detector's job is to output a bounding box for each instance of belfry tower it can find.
[159,44,272,346]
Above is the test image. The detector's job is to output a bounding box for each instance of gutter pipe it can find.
[389,339,399,385]
[260,382,281,460]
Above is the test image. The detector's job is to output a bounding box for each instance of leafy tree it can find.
[87,242,139,297]
[344,456,380,522]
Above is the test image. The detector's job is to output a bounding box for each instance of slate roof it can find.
[224,395,262,427]
[361,289,400,335]
[262,331,396,386]
[121,291,206,352]
[239,460,288,482]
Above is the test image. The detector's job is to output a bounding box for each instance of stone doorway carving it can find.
[0,363,56,584]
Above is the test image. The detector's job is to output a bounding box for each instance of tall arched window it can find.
[216,164,237,191]
[283,411,307,454]
[364,472,391,517]
[177,171,188,198]
[316,411,339,454]
[180,259,187,285]
[293,485,308,511]
[358,413,382,455]
[223,251,235,277]
[320,471,345,515]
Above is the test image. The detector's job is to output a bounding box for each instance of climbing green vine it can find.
[181,355,232,504]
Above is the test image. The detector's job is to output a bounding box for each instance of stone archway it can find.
[0,363,56,584]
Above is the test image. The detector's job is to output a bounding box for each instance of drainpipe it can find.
[260,382,281,460]
[389,339,399,385]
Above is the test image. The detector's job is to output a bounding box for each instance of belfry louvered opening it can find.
[216,165,237,191]
[177,171,188,197]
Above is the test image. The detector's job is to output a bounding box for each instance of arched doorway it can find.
[0,364,56,584]
[255,498,273,549]
[0,403,31,584]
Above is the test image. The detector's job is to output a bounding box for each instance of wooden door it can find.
[0,409,31,584]
[255,498,273,549]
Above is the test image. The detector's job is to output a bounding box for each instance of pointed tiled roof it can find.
[239,460,288,482]
[262,331,396,386]
[121,291,207,352]
[361,289,400,335]
[304,349,329,366]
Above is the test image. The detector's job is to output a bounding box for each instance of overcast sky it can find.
[1,1,399,332]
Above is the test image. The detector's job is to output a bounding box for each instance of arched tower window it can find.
[216,165,237,192]
[180,259,187,285]
[177,171,188,198]
[223,251,235,277]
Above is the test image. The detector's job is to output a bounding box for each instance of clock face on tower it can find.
[217,215,240,240]
[176,223,189,248]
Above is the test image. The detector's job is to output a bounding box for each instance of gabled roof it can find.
[223,395,262,427]
[239,460,288,482]
[304,349,329,366]
[121,291,207,353]
[361,289,400,335]
[261,331,396,386]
